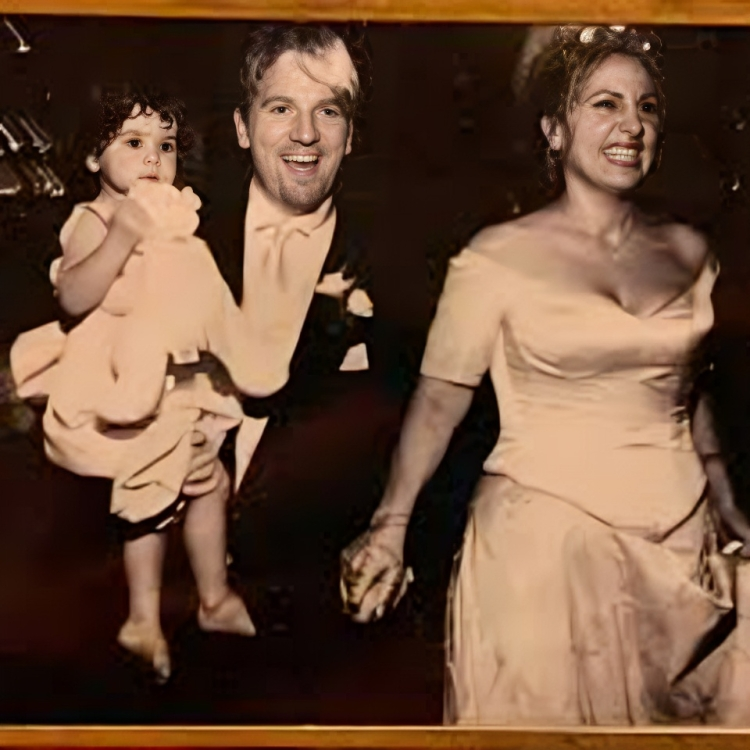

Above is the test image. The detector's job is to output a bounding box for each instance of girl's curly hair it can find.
[94,88,196,159]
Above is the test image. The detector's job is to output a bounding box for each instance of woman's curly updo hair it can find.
[530,25,665,193]
[94,88,196,159]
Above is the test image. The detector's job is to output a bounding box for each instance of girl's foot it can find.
[198,590,256,637]
[117,619,171,684]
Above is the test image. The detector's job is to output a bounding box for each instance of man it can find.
[168,24,402,718]
[199,24,383,643]
[206,25,374,403]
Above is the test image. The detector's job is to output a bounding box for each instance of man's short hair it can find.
[238,24,372,141]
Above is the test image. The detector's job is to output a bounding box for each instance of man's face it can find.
[234,40,355,214]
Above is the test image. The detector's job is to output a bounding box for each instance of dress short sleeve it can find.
[420,248,506,387]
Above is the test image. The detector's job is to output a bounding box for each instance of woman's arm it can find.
[376,374,475,524]
[341,374,475,622]
[693,394,750,556]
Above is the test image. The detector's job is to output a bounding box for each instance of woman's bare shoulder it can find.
[644,216,711,274]
[467,213,544,266]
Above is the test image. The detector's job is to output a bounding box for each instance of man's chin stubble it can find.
[278,182,332,214]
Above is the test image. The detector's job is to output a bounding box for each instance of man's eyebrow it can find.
[260,95,295,108]
[318,97,344,108]
[259,95,347,109]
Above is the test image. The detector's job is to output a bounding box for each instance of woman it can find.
[340,26,750,725]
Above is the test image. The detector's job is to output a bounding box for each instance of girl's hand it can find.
[178,185,202,213]
[340,518,413,623]
[124,181,200,241]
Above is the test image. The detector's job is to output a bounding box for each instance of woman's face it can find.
[548,53,661,196]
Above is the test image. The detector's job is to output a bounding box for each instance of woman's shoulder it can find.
[642,215,713,276]
[464,214,540,268]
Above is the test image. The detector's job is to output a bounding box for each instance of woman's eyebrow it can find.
[585,89,658,101]
[586,89,623,100]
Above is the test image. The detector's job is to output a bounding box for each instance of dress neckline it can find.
[467,246,712,322]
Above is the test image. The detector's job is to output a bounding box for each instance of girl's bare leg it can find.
[183,461,256,636]
[118,531,171,683]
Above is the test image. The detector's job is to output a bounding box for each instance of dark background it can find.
[1,17,749,725]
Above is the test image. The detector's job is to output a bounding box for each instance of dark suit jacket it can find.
[199,172,374,426]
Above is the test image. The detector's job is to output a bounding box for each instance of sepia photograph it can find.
[2,2,750,747]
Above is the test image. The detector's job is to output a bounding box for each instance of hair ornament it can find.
[579,26,597,43]
[577,25,652,52]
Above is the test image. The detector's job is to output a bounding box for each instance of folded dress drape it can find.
[10,189,337,524]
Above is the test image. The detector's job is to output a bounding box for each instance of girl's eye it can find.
[126,138,141,147]
[160,142,174,152]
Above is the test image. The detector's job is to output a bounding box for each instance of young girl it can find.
[12,91,272,683]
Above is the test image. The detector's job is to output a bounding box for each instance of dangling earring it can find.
[546,145,561,189]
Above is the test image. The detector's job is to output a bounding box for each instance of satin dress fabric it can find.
[420,235,734,726]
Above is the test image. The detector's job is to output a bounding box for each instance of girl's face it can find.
[93,106,178,201]
[545,54,661,197]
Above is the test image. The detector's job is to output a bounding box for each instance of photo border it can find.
[1,0,748,746]
[2,0,750,23]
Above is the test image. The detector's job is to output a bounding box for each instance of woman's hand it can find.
[693,395,750,558]
[710,470,750,559]
[340,518,413,623]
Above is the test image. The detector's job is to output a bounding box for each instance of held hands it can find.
[113,183,201,243]
[340,516,414,623]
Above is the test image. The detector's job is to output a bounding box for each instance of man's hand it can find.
[182,429,223,497]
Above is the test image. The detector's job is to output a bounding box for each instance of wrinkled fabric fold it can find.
[10,189,335,523]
